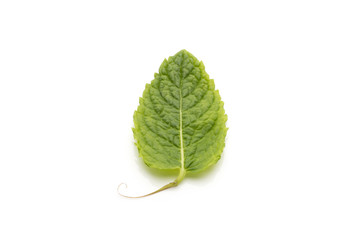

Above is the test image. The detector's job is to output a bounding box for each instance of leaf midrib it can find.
[179,75,185,172]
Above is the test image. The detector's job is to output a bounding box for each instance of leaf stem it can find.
[118,168,186,198]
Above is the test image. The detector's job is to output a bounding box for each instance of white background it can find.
[0,0,359,239]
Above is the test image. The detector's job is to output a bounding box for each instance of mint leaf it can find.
[120,50,228,198]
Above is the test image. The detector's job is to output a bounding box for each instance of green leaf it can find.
[120,50,228,198]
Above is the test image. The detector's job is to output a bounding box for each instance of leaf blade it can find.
[133,49,227,174]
